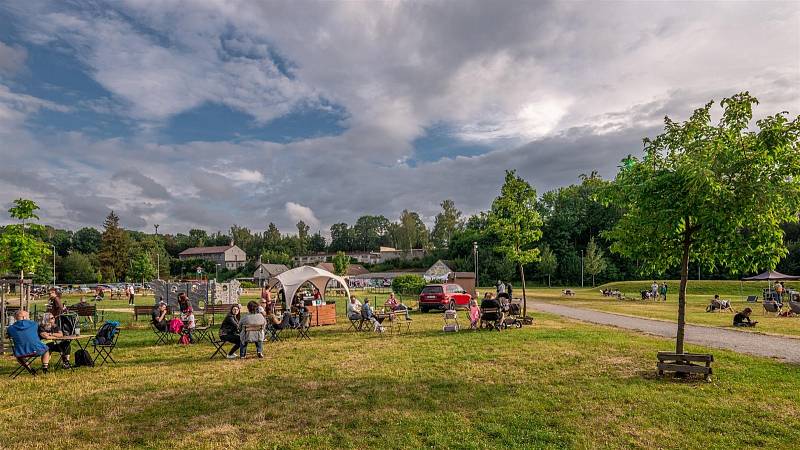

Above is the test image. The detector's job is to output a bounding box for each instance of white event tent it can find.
[269,265,351,308]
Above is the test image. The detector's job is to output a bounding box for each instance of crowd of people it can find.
[149,288,310,358]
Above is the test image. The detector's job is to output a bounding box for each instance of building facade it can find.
[178,244,247,270]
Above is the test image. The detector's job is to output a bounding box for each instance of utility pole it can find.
[154,224,160,279]
[581,249,584,288]
[52,244,56,287]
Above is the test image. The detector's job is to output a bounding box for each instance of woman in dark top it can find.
[220,304,242,359]
[151,301,169,331]
[177,293,191,313]
[734,308,757,327]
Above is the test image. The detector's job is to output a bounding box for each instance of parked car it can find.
[418,283,472,313]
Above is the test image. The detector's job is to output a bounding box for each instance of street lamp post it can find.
[215,264,220,282]
[473,241,478,295]
[52,244,56,288]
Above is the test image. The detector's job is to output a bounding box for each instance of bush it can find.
[239,281,258,289]
[392,274,426,297]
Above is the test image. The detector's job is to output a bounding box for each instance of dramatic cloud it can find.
[0,1,797,234]
[285,202,320,230]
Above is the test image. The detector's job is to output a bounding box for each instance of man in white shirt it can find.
[347,296,362,321]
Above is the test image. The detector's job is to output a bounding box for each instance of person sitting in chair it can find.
[707,295,723,312]
[39,312,71,368]
[239,301,266,358]
[361,299,384,332]
[219,304,242,359]
[151,301,169,332]
[385,292,411,321]
[734,308,757,327]
[7,310,51,373]
[347,296,362,321]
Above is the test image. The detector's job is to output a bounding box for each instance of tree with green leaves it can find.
[62,252,97,284]
[583,237,607,287]
[332,251,350,277]
[128,251,156,284]
[431,199,463,249]
[0,199,52,309]
[99,211,129,282]
[73,227,102,254]
[309,231,327,252]
[604,92,800,355]
[538,244,557,288]
[394,210,429,251]
[296,221,310,255]
[488,170,543,316]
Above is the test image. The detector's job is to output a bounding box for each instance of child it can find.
[181,306,196,343]
[469,299,480,330]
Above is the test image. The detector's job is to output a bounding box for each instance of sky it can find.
[0,1,798,235]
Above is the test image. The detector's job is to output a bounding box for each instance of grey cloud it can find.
[0,41,27,75]
[114,169,171,199]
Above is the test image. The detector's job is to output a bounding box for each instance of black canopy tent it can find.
[740,270,800,301]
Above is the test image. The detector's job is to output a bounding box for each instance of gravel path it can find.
[528,300,800,364]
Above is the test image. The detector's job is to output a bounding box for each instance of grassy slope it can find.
[2,293,800,449]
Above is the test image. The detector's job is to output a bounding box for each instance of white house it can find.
[178,243,247,270]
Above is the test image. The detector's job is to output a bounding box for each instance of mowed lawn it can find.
[528,282,800,338]
[2,293,800,449]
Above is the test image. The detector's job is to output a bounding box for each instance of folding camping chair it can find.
[266,323,282,342]
[151,323,172,345]
[209,329,232,359]
[8,339,39,379]
[92,325,120,367]
[296,312,311,340]
[746,295,759,303]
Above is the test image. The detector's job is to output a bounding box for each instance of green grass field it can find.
[2,291,800,449]
[526,281,800,338]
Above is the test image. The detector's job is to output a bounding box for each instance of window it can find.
[421,286,443,295]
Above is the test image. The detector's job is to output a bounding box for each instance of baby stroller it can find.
[503,299,524,329]
[443,309,459,332]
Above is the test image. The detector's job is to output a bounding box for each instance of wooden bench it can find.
[133,305,154,321]
[657,352,713,381]
[199,304,231,326]
[70,304,104,329]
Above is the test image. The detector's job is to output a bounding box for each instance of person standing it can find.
[127,284,136,306]
[47,288,64,318]
[659,283,668,302]
[651,281,659,300]
[496,280,506,295]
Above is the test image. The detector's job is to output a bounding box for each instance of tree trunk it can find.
[676,226,692,355]
[547,274,551,288]
[592,274,595,287]
[520,262,528,317]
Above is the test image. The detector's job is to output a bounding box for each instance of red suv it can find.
[418,283,472,313]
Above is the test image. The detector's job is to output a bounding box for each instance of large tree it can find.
[488,170,543,316]
[73,227,102,254]
[62,252,97,284]
[431,199,463,249]
[296,221,310,255]
[604,92,800,355]
[332,251,350,276]
[99,211,129,282]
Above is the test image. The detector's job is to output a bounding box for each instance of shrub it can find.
[392,274,426,297]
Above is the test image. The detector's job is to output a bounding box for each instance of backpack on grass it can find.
[74,349,94,367]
